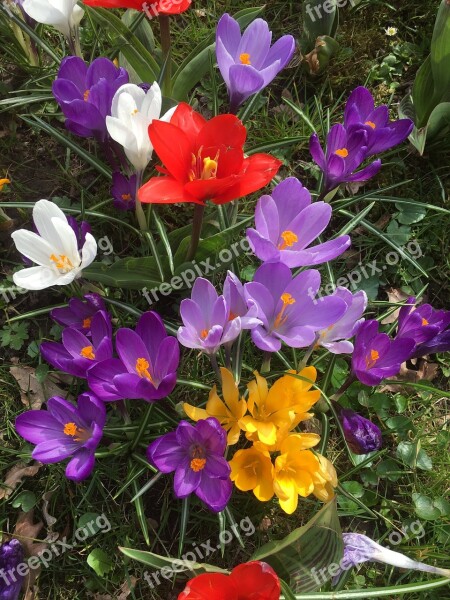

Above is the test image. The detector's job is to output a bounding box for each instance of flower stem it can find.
[330,372,357,402]
[209,354,221,382]
[260,351,272,374]
[297,336,318,372]
[159,14,172,96]
[185,203,205,261]
[134,171,148,232]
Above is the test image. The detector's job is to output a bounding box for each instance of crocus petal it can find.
[65,448,95,481]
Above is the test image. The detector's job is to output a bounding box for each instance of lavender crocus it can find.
[315,288,367,354]
[147,418,233,513]
[52,56,129,141]
[396,296,450,358]
[339,408,382,454]
[352,320,415,386]
[87,311,179,402]
[246,177,351,267]
[0,539,25,600]
[111,172,137,211]
[15,392,106,482]
[50,293,107,334]
[344,86,413,156]
[223,271,260,329]
[178,278,249,356]
[216,13,295,113]
[309,124,381,196]
[244,262,347,353]
[40,311,113,378]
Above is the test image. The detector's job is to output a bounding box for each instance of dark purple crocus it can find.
[177,278,248,356]
[52,56,129,141]
[67,216,92,250]
[396,296,450,358]
[50,293,107,335]
[309,124,381,196]
[244,262,347,353]
[246,177,351,267]
[352,320,415,386]
[339,408,382,454]
[15,393,106,482]
[111,172,136,211]
[87,311,179,403]
[147,417,233,513]
[216,13,295,113]
[40,311,113,378]
[344,86,413,156]
[0,539,25,600]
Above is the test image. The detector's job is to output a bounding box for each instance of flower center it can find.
[49,254,74,273]
[80,345,95,360]
[121,193,132,201]
[335,147,349,158]
[63,422,88,442]
[422,318,429,326]
[278,230,298,250]
[273,293,296,330]
[190,445,206,472]
[200,329,209,339]
[131,108,139,116]
[135,357,153,381]
[365,348,380,369]
[189,146,220,182]
[365,120,376,129]
[239,52,251,65]
[82,317,92,329]
[228,310,238,321]
[83,90,90,102]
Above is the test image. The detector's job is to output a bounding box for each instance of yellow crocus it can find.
[238,366,321,446]
[183,367,247,445]
[311,454,338,502]
[0,178,10,192]
[229,444,274,501]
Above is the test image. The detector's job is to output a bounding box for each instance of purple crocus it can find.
[339,408,382,454]
[147,418,232,513]
[15,392,106,482]
[352,320,415,386]
[216,13,295,113]
[40,311,113,378]
[50,293,107,335]
[315,287,367,354]
[309,124,381,196]
[87,311,179,403]
[0,539,25,600]
[244,262,347,353]
[396,296,450,358]
[246,177,351,267]
[67,216,92,250]
[111,172,137,211]
[344,86,413,156]
[223,271,260,329]
[52,56,129,141]
[178,278,247,356]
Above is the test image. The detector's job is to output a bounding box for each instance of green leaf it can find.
[87,549,113,577]
[386,220,411,246]
[426,101,450,141]
[118,547,224,575]
[302,0,338,45]
[78,513,104,536]
[410,56,436,127]
[377,459,403,482]
[412,493,443,521]
[35,364,49,384]
[0,322,29,351]
[12,491,37,512]
[430,0,450,102]
[83,256,166,290]
[250,499,344,592]
[395,203,427,225]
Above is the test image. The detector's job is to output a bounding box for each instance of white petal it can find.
[70,3,84,27]
[22,0,67,32]
[13,266,61,290]
[116,92,138,126]
[106,116,136,150]
[11,229,55,266]
[32,200,68,246]
[111,84,145,117]
[160,105,178,124]
[51,218,81,266]
[80,233,97,269]
[142,81,162,123]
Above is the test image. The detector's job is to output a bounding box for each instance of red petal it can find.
[139,176,202,205]
[156,0,191,14]
[178,573,238,600]
[212,154,282,204]
[197,114,247,153]
[83,0,143,7]
[230,562,281,600]
[171,103,207,141]
[184,174,241,203]
[149,120,193,182]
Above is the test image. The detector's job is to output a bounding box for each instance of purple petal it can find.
[65,448,95,482]
[195,476,233,513]
[174,460,201,497]
[15,411,62,444]
[147,431,185,473]
[237,18,272,69]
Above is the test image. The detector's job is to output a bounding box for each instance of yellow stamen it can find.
[63,421,88,442]
[80,345,95,360]
[239,53,251,65]
[189,147,220,182]
[200,329,209,339]
[82,317,92,329]
[201,157,218,180]
[422,318,429,326]
[49,254,74,272]
[335,147,349,158]
[365,120,376,129]
[365,348,380,369]
[190,458,207,472]
[274,293,296,329]
[63,422,78,436]
[121,193,131,201]
[278,230,298,250]
[131,108,139,115]
[113,58,119,67]
[83,90,90,102]
[135,357,153,381]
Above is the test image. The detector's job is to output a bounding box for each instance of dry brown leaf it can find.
[90,577,138,599]
[0,462,43,499]
[13,509,49,597]
[42,490,58,530]
[10,364,70,410]
[381,288,410,324]
[382,359,439,392]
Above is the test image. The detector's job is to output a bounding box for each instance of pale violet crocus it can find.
[315,288,367,353]
[22,0,84,40]
[106,82,177,173]
[11,200,97,290]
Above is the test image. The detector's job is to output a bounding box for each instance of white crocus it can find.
[11,200,97,291]
[21,0,84,39]
[106,82,177,173]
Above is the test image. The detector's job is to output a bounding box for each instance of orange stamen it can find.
[365,348,380,369]
[335,148,349,158]
[239,53,251,65]
[278,230,298,250]
[422,318,429,326]
[135,357,153,382]
[365,120,376,129]
[49,254,74,272]
[200,329,209,339]
[273,293,296,329]
[83,90,90,102]
[190,458,207,472]
[82,317,92,330]
[80,345,95,360]
[121,193,131,201]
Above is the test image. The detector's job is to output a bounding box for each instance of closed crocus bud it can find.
[339,408,382,454]
[0,539,25,600]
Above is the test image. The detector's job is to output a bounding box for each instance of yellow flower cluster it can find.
[183,366,337,515]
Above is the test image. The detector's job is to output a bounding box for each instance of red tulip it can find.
[82,0,191,15]
[178,561,281,600]
[138,103,282,206]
